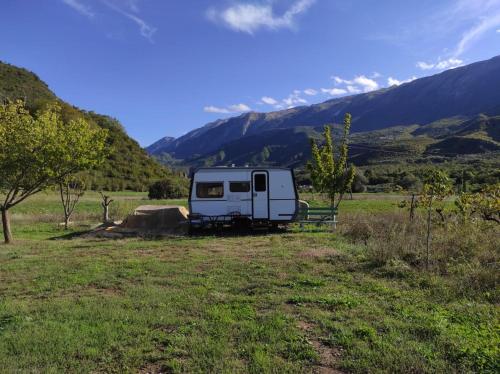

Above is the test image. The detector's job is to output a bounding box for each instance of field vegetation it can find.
[0,191,498,373]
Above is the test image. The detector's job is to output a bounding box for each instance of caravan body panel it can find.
[189,167,298,224]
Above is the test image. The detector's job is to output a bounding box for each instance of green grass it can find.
[0,192,498,373]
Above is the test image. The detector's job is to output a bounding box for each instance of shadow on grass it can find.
[46,225,292,241]
[187,225,290,238]
[48,229,94,240]
[46,222,335,241]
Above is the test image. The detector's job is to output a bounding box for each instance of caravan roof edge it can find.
[193,166,292,172]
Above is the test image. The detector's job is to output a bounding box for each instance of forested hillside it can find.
[0,61,169,190]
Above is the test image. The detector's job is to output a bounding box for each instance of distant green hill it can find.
[0,61,170,191]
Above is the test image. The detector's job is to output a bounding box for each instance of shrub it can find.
[148,177,189,199]
[352,172,368,193]
[339,210,499,300]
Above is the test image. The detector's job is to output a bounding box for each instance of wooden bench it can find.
[298,206,338,229]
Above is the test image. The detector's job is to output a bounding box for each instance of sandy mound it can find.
[121,205,189,231]
[85,205,189,238]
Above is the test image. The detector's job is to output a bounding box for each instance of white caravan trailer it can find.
[188,167,299,227]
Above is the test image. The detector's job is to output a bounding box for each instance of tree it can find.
[0,101,107,243]
[59,176,85,230]
[476,183,500,223]
[455,183,500,224]
[100,192,114,224]
[308,113,355,209]
[148,178,189,199]
[352,171,368,193]
[419,169,452,269]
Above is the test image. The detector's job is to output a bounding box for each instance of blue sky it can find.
[1,0,499,146]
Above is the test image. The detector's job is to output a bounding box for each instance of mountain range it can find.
[148,55,500,168]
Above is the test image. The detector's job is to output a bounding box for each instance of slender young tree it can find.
[308,113,356,209]
[59,176,86,230]
[0,101,107,243]
[99,192,114,224]
[419,169,452,269]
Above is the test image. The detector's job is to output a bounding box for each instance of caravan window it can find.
[229,181,250,192]
[254,174,267,192]
[196,182,224,198]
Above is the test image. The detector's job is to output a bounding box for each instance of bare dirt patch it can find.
[297,247,339,260]
[297,320,345,374]
[138,363,170,374]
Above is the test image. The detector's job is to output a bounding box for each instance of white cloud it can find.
[303,88,318,96]
[332,76,352,85]
[497,28,500,32]
[204,103,251,114]
[387,76,417,86]
[436,58,463,69]
[229,103,252,112]
[204,106,230,114]
[261,96,278,105]
[325,74,381,95]
[61,0,94,18]
[321,88,347,96]
[346,85,361,94]
[416,58,463,71]
[416,61,435,70]
[102,0,156,42]
[207,0,316,34]
[330,75,378,92]
[352,75,379,92]
[283,93,307,107]
[125,0,140,12]
[455,12,500,56]
[371,72,382,79]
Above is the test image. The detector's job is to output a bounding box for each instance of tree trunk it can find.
[1,208,13,244]
[103,205,109,223]
[64,215,70,230]
[409,194,416,221]
[425,205,432,270]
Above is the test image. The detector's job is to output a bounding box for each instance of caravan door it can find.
[252,171,269,220]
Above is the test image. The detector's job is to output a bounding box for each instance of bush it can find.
[397,172,421,191]
[352,172,368,193]
[339,210,499,300]
[148,177,189,199]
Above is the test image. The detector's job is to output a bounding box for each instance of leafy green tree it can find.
[476,183,500,223]
[308,113,355,209]
[419,169,452,269]
[0,101,107,243]
[455,183,500,224]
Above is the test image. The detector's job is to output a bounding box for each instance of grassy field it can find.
[0,192,498,373]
